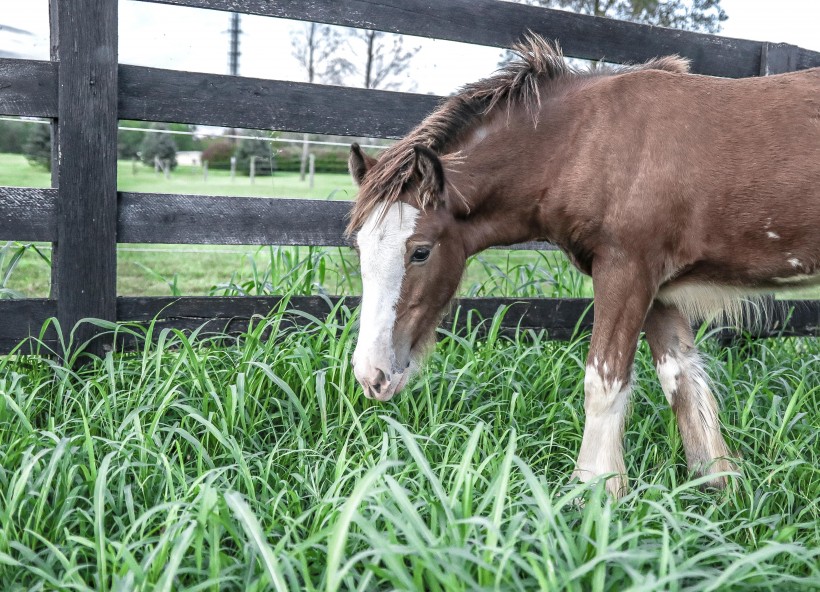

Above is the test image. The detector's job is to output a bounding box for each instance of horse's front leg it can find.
[572,257,655,496]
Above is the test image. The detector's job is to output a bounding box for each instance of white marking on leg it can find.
[766,231,780,240]
[656,354,681,406]
[574,364,630,494]
[656,348,734,481]
[353,202,419,397]
[788,257,801,269]
[681,354,722,434]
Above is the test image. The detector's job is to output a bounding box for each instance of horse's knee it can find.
[584,356,631,414]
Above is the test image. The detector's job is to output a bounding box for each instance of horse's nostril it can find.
[369,368,392,395]
[374,368,387,386]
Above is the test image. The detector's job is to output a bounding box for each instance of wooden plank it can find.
[117,192,556,249]
[0,187,57,241]
[796,46,820,72]
[142,0,820,78]
[0,299,59,354]
[116,295,592,342]
[451,297,594,340]
[116,296,819,345]
[118,192,351,245]
[119,295,329,322]
[117,296,592,329]
[0,59,58,118]
[119,65,439,138]
[50,0,119,356]
[0,294,812,354]
[771,300,820,337]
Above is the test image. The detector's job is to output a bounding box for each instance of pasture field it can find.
[0,152,359,199]
[0,151,818,590]
[0,303,818,590]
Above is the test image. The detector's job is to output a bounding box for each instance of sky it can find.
[1,0,819,97]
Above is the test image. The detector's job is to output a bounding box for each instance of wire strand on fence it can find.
[0,116,390,150]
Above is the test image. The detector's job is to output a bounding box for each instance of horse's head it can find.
[347,143,469,401]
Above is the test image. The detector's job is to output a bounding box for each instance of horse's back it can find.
[573,67,820,307]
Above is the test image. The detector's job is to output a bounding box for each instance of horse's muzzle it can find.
[353,362,410,402]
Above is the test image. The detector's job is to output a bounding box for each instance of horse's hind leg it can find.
[644,302,736,488]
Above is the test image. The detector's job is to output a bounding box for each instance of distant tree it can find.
[139,124,177,169]
[519,0,726,32]
[167,123,202,152]
[235,135,275,176]
[291,23,353,86]
[291,23,354,180]
[352,30,420,90]
[120,122,201,160]
[0,119,38,154]
[23,124,52,171]
[118,121,151,159]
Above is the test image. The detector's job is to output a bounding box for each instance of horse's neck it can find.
[448,126,561,256]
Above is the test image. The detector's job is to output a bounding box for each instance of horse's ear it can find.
[349,143,376,186]
[412,144,446,208]
[413,144,469,216]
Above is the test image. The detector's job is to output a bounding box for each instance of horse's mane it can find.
[347,34,689,234]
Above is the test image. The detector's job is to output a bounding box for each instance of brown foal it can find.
[346,35,820,495]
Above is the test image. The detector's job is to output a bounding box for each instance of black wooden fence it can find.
[0,0,818,355]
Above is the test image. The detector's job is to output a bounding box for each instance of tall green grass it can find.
[0,302,817,590]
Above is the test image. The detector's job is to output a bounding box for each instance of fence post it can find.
[759,42,798,75]
[49,0,118,357]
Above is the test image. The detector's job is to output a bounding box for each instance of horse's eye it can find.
[411,247,431,263]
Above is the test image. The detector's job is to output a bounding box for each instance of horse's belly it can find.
[656,282,762,325]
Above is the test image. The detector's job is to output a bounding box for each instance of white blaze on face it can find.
[353,202,420,400]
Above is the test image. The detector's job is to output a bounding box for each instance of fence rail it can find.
[4,295,817,356]
[0,0,819,355]
[149,0,820,77]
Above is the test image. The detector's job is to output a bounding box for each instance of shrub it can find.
[118,125,147,159]
[235,136,275,176]
[201,140,234,168]
[275,149,349,174]
[0,119,40,154]
[23,124,52,171]
[139,124,177,169]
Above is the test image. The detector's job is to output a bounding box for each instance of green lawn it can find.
[0,152,358,199]
[117,160,358,200]
[0,153,51,189]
